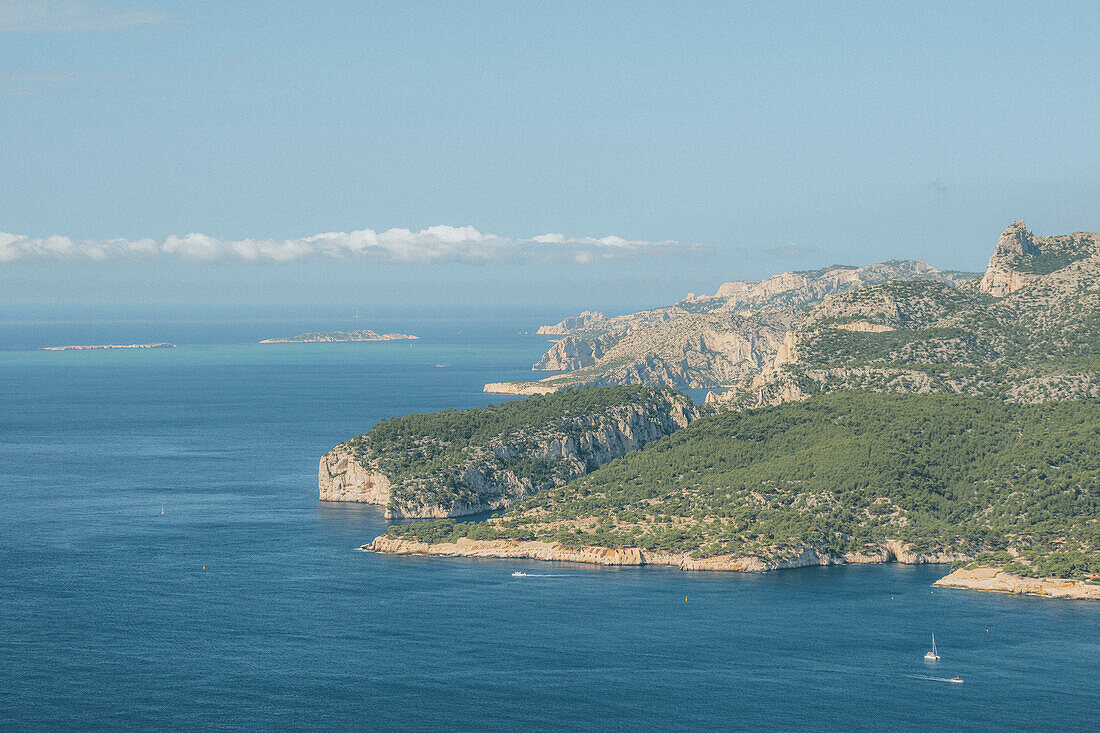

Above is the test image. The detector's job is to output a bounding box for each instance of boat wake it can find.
[905,674,964,684]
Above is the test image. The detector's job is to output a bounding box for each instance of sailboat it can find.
[924,634,940,661]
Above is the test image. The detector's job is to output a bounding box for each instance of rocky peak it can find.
[980,221,1039,297]
[994,221,1038,257]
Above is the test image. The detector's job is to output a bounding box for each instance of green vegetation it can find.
[1009,232,1096,275]
[387,392,1099,579]
[340,385,694,514]
[378,229,1100,580]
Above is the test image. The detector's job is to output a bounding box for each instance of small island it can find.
[260,329,418,344]
[41,342,176,351]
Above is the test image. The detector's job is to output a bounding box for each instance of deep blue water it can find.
[1,310,1098,731]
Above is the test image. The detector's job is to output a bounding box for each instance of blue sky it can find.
[1,0,1097,309]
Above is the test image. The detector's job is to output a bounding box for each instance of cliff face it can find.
[534,334,611,370]
[319,387,699,518]
[979,221,1039,297]
[319,447,392,503]
[487,261,975,394]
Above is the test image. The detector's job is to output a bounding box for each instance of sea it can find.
[1,306,1097,732]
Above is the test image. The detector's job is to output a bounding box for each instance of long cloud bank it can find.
[0,226,694,265]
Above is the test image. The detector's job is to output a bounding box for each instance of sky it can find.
[1,0,1098,311]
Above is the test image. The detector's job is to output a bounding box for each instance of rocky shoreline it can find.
[933,567,1100,600]
[367,536,966,573]
[482,381,558,395]
[366,538,1099,598]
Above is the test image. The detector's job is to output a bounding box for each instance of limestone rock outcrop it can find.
[483,382,558,396]
[979,221,1039,297]
[536,311,606,335]
[933,566,1100,600]
[319,447,392,503]
[534,335,610,371]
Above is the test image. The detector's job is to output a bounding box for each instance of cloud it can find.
[0,226,697,265]
[0,1,167,32]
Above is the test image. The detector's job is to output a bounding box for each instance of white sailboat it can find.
[924,634,940,661]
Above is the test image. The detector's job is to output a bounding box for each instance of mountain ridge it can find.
[487,259,976,395]
[709,221,1100,408]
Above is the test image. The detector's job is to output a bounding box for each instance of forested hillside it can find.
[385,392,1099,579]
[320,386,699,517]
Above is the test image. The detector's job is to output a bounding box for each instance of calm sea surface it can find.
[1,308,1097,731]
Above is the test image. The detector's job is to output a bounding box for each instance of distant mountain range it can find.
[488,260,976,395]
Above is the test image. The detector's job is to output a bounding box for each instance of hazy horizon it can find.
[2,1,1098,306]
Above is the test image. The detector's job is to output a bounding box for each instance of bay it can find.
[1,309,1097,731]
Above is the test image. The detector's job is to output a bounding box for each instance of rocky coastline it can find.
[367,536,966,573]
[366,538,1098,598]
[483,381,559,396]
[932,566,1100,600]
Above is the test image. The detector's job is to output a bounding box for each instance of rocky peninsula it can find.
[367,392,1098,595]
[319,386,698,518]
[933,567,1100,600]
[330,223,1100,597]
[261,329,417,343]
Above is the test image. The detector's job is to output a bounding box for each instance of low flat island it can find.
[260,329,417,343]
[41,342,176,351]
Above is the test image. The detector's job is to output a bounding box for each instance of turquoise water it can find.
[1,311,1097,731]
